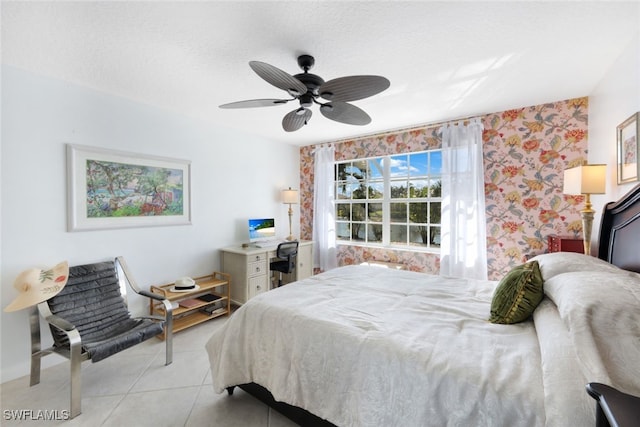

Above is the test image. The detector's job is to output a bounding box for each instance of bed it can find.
[206,185,640,426]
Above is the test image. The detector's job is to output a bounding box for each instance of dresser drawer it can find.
[249,253,268,263]
[248,275,268,299]
[248,259,267,277]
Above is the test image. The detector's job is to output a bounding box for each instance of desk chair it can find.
[270,241,299,287]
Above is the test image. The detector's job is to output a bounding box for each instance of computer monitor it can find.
[248,218,276,242]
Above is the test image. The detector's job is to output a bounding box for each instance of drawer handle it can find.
[255,267,261,273]
[255,255,260,261]
[256,285,261,290]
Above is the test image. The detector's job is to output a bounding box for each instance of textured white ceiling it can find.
[2,1,639,146]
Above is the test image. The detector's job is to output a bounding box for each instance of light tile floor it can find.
[0,316,298,426]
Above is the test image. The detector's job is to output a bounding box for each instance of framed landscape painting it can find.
[617,112,640,184]
[67,144,191,231]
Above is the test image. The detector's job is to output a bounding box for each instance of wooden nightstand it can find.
[547,235,584,254]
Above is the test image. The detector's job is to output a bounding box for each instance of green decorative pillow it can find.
[489,261,544,324]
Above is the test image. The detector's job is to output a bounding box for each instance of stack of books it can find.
[200,304,226,316]
[197,294,225,316]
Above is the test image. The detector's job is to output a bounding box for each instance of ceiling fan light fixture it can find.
[295,107,307,116]
[299,93,313,108]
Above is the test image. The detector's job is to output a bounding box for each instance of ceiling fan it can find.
[219,55,390,132]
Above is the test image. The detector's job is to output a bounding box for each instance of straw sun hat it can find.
[4,261,69,312]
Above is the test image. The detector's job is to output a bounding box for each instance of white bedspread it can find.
[208,265,594,426]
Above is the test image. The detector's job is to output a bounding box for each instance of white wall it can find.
[0,66,301,382]
[587,31,640,251]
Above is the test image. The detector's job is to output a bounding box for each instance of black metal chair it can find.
[29,256,173,419]
[270,241,299,287]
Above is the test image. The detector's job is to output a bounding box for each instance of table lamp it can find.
[563,163,606,255]
[282,187,299,241]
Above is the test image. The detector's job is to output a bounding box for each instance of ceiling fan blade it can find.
[282,108,312,132]
[219,98,290,109]
[319,75,390,102]
[249,61,308,96]
[320,102,371,125]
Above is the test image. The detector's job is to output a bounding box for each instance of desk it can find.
[220,240,313,305]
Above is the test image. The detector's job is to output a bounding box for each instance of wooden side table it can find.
[547,235,584,254]
[149,271,231,339]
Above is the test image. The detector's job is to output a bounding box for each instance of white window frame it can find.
[334,150,442,252]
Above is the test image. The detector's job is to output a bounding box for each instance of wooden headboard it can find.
[598,183,640,273]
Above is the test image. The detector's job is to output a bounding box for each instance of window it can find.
[335,150,442,250]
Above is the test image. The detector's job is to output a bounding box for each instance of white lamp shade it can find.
[563,164,606,195]
[282,188,299,204]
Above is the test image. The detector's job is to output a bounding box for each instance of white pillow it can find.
[543,270,640,395]
[528,252,622,281]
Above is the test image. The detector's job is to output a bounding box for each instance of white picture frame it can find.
[67,144,192,231]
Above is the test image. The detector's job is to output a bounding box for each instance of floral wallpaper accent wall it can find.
[483,98,589,278]
[299,97,589,280]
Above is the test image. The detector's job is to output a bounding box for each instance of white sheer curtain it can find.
[439,118,488,280]
[312,145,338,271]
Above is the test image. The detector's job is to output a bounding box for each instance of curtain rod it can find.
[312,113,487,147]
